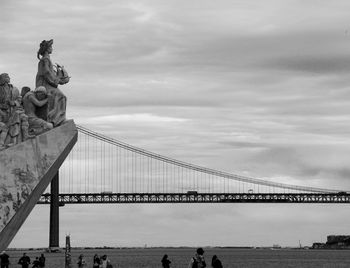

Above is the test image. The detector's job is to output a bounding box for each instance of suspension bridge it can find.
[1,121,349,251]
[38,125,350,205]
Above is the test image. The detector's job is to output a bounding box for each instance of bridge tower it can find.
[49,172,60,250]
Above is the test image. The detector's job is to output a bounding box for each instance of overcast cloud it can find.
[2,0,350,248]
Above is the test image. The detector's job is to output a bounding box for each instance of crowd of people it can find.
[0,252,45,268]
[0,248,223,267]
[162,247,223,268]
[166,247,223,268]
[77,253,113,268]
[75,248,223,268]
[161,247,223,268]
[77,249,223,268]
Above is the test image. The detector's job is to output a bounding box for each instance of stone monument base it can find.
[0,120,77,252]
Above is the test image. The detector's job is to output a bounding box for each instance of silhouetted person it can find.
[161,254,171,268]
[38,254,45,268]
[188,248,206,268]
[18,253,31,268]
[211,255,223,268]
[100,255,112,268]
[0,251,10,268]
[77,254,87,267]
[32,257,40,268]
[93,254,100,268]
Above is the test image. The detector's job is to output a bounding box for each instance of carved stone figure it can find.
[0,73,32,149]
[36,39,69,127]
[34,88,49,121]
[8,87,33,144]
[0,73,12,148]
[22,86,53,135]
[0,73,12,109]
[0,122,8,150]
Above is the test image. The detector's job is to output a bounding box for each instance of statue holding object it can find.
[0,39,70,150]
[36,39,70,127]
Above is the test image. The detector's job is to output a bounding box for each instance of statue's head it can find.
[35,86,47,94]
[0,73,10,85]
[21,87,31,97]
[35,86,47,101]
[37,39,53,59]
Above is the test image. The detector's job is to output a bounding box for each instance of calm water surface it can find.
[6,248,350,268]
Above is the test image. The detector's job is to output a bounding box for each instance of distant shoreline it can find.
[6,246,350,251]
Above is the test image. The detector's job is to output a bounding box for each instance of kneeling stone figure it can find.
[22,86,53,135]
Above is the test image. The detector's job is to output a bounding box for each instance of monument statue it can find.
[0,39,70,150]
[36,39,69,127]
[33,86,49,121]
[22,86,53,135]
[0,73,12,149]
[0,40,78,252]
[0,73,32,149]
[7,85,33,144]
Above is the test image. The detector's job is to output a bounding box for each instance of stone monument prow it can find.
[0,120,77,252]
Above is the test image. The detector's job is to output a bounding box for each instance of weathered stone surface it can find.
[36,39,69,127]
[0,73,31,148]
[0,120,77,251]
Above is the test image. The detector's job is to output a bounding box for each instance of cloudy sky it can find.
[2,0,350,248]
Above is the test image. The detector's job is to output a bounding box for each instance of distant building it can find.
[326,235,350,248]
[312,235,350,249]
[312,243,326,249]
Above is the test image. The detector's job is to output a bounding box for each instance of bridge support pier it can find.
[49,171,59,250]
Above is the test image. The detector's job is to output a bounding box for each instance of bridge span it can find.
[42,125,349,248]
[38,192,350,204]
[55,125,348,198]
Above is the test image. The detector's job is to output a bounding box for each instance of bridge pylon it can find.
[49,171,60,250]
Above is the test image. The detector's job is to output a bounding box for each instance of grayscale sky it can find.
[2,0,350,248]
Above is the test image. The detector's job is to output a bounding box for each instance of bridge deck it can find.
[38,193,350,204]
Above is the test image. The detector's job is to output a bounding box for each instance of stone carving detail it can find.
[22,86,53,135]
[0,74,33,150]
[0,121,77,236]
[36,39,69,127]
[0,165,36,229]
[0,39,70,150]
[0,120,76,234]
